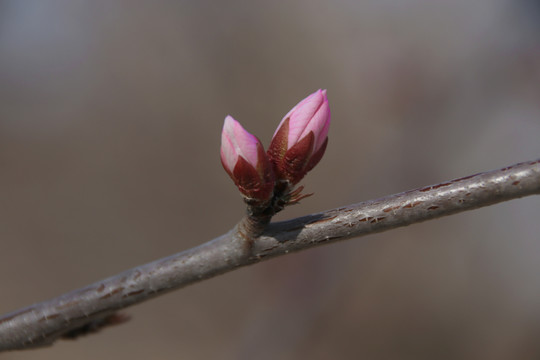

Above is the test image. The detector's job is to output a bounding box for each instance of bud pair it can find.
[220,89,331,204]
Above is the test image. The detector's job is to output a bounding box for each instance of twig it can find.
[1,159,539,351]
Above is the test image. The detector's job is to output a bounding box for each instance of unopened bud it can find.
[267,89,330,185]
[220,116,275,203]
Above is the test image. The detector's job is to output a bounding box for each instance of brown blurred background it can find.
[1,0,540,359]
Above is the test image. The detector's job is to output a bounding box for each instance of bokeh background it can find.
[1,0,540,359]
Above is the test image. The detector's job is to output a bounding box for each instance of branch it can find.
[1,159,539,351]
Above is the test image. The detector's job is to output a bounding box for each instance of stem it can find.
[1,159,539,351]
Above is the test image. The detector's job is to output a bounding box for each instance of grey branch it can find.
[1,159,539,351]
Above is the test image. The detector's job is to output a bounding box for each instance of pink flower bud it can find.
[220,115,275,202]
[267,89,330,185]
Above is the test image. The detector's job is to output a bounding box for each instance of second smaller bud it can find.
[220,115,275,204]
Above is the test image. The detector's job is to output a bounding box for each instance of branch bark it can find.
[1,159,539,351]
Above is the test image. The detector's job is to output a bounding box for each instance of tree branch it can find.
[1,159,539,351]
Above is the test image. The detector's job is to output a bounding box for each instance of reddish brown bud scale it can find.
[232,155,273,200]
[305,137,328,173]
[282,131,315,184]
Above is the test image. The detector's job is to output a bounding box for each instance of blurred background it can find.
[1,0,540,359]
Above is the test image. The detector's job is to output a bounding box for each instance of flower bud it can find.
[267,89,330,185]
[220,116,275,202]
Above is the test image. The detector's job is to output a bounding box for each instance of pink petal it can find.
[285,90,325,148]
[272,91,317,138]
[300,94,330,151]
[221,119,238,172]
[223,115,259,167]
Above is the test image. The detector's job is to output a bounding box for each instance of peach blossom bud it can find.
[220,116,274,202]
[268,89,330,185]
